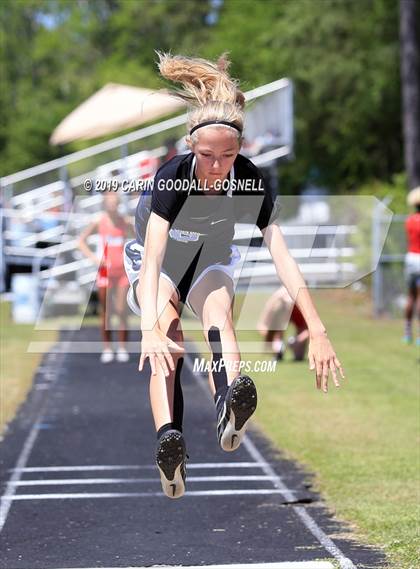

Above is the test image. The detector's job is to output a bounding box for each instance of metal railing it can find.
[1,78,292,190]
[372,212,408,315]
[0,76,300,311]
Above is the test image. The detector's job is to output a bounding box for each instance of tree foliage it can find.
[0,0,405,193]
[203,0,402,190]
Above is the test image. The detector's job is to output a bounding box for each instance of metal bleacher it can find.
[0,77,358,319]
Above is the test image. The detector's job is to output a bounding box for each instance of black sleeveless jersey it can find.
[135,152,279,273]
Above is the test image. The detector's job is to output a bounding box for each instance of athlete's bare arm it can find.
[77,219,100,266]
[262,223,345,391]
[138,212,170,330]
[138,212,184,376]
[124,215,135,238]
[257,287,291,336]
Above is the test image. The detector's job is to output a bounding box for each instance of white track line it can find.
[0,420,41,530]
[9,489,293,500]
[242,436,356,569]
[184,355,356,569]
[12,475,276,486]
[0,342,70,533]
[37,561,334,569]
[11,462,263,473]
[27,340,284,354]
[36,561,334,569]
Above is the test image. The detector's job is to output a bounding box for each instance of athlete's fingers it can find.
[321,361,329,393]
[156,352,169,376]
[315,359,322,390]
[161,346,175,372]
[335,357,345,379]
[167,339,185,353]
[149,354,157,376]
[309,352,316,371]
[166,353,176,372]
[156,351,169,377]
[139,351,146,372]
[330,360,340,387]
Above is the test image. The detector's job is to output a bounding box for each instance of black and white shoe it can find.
[274,341,286,362]
[155,430,187,499]
[216,375,257,452]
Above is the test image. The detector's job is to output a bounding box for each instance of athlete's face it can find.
[103,193,119,214]
[190,127,241,186]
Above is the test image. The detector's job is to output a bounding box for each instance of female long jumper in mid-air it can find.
[124,52,345,499]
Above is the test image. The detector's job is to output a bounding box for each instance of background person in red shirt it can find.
[78,192,132,363]
[403,187,420,345]
[257,286,309,361]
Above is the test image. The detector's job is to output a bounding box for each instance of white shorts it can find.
[123,240,241,317]
[405,252,420,276]
[405,252,420,289]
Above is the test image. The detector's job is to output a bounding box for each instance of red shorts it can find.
[96,272,129,289]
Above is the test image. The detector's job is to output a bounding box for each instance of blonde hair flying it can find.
[156,51,245,141]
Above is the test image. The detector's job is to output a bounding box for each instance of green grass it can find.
[0,301,57,437]
[233,288,419,569]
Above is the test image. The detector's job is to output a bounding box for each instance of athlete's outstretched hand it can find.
[307,332,345,393]
[139,329,185,377]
